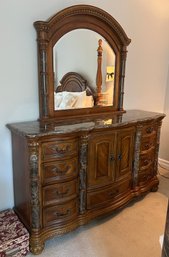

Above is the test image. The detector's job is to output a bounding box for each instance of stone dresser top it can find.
[7,110,165,138]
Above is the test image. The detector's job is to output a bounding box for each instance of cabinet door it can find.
[87,132,116,189]
[115,128,135,182]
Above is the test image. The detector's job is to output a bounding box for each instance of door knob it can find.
[118,154,122,161]
[110,154,115,161]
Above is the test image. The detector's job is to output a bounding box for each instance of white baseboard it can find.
[158,158,169,170]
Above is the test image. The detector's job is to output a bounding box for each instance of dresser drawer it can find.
[142,123,157,137]
[43,200,78,227]
[141,135,156,153]
[138,165,154,185]
[42,180,78,207]
[42,157,78,184]
[139,150,155,170]
[42,139,78,161]
[87,180,130,209]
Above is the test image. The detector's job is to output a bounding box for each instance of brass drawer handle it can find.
[55,189,69,197]
[54,209,71,218]
[50,145,71,154]
[144,143,150,150]
[143,159,150,166]
[55,145,71,154]
[52,165,70,175]
[143,175,151,181]
[146,127,154,134]
[108,189,119,197]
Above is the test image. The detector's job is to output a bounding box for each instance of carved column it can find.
[79,133,89,214]
[28,140,44,254]
[154,121,162,176]
[34,23,49,119]
[119,48,127,110]
[133,125,143,189]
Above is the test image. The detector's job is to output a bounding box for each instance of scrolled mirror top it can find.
[34,4,131,122]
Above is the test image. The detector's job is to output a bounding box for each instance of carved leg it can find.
[30,239,45,255]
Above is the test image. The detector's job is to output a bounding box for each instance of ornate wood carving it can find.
[79,133,89,214]
[28,140,41,230]
[133,125,143,188]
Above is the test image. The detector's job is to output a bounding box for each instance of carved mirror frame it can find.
[34,4,131,122]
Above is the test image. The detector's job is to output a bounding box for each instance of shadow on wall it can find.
[0,178,14,211]
[160,65,169,162]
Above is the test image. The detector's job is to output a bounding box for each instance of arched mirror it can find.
[34,5,131,122]
[53,29,115,110]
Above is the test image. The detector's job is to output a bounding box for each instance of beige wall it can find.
[0,0,169,210]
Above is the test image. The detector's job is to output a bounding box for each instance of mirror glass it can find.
[53,29,115,110]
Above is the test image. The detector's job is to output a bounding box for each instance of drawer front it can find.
[42,158,78,184]
[42,139,78,161]
[142,123,157,137]
[87,180,130,210]
[141,135,156,152]
[43,180,78,206]
[138,165,154,185]
[43,200,78,227]
[139,150,155,170]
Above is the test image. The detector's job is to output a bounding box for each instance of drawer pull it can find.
[146,127,154,134]
[110,154,115,161]
[108,189,119,197]
[54,209,71,218]
[143,175,151,181]
[51,145,71,155]
[55,189,69,197]
[143,159,150,166]
[144,143,150,150]
[52,165,70,176]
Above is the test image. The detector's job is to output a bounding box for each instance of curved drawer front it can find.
[139,150,155,170]
[43,200,78,227]
[42,158,78,184]
[141,135,156,153]
[87,180,130,210]
[42,139,78,161]
[138,165,154,185]
[43,180,78,207]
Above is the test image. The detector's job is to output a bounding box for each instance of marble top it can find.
[7,110,165,138]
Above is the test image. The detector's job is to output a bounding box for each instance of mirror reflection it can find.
[53,29,115,110]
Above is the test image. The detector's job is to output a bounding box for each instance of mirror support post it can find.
[34,22,49,119]
[119,49,127,111]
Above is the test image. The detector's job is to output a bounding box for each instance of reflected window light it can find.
[106,66,115,82]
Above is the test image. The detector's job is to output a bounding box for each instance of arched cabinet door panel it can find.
[115,127,135,182]
[87,132,116,189]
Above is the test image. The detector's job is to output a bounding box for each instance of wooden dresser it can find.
[7,110,165,254]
